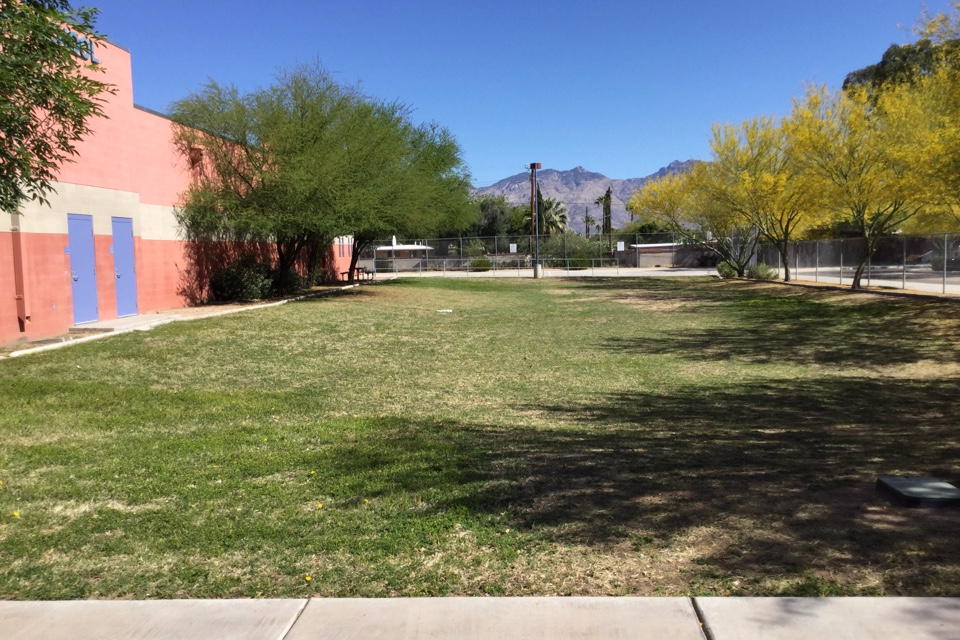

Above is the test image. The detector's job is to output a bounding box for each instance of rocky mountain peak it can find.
[474,160,696,231]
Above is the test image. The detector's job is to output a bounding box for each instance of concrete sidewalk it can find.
[1,597,958,640]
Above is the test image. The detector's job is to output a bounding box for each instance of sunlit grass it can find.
[2,277,959,599]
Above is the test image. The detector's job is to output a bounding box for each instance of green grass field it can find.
[2,277,960,599]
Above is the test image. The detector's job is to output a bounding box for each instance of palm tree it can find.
[584,208,596,238]
[595,187,613,251]
[525,186,569,236]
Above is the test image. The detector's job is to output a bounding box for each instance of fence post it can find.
[494,236,498,273]
[815,241,819,283]
[795,242,799,282]
[944,233,949,295]
[902,235,907,290]
[839,240,843,286]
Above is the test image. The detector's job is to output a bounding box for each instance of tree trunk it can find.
[347,236,373,284]
[778,243,791,282]
[850,238,878,290]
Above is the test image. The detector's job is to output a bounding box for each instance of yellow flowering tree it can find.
[627,163,759,276]
[707,117,825,281]
[785,85,926,289]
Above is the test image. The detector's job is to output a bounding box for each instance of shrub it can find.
[270,266,305,295]
[716,261,739,278]
[747,263,778,280]
[568,251,592,270]
[471,257,492,272]
[209,256,272,302]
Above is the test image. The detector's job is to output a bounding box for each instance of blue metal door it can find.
[111,217,138,317]
[67,213,98,324]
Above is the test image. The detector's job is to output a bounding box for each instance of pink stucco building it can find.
[2,40,351,346]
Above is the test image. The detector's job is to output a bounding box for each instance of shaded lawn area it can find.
[1,277,960,599]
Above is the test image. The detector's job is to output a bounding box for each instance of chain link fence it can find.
[357,233,720,275]
[756,233,960,294]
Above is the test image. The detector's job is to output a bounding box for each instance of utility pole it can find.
[529,162,542,278]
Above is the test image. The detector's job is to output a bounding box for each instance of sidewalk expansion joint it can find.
[690,597,715,640]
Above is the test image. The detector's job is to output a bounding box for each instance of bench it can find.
[340,267,374,282]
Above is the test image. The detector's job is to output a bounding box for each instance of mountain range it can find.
[473,160,696,232]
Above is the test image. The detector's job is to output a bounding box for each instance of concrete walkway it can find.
[1,597,958,640]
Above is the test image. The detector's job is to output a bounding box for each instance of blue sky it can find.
[91,0,953,187]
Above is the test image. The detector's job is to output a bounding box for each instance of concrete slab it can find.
[877,476,960,508]
[286,597,705,640]
[73,314,179,332]
[0,599,307,640]
[695,597,960,640]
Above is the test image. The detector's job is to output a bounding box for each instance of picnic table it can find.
[340,266,374,282]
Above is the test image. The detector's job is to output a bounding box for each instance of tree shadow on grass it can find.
[497,376,960,592]
[328,375,960,594]
[586,279,960,368]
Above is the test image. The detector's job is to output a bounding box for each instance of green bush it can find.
[471,257,492,272]
[716,261,738,278]
[747,263,778,280]
[463,240,488,258]
[209,256,272,302]
[568,251,592,270]
[270,266,305,295]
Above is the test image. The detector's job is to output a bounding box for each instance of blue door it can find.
[111,217,138,317]
[67,214,99,324]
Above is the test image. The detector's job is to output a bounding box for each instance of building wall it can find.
[1,39,193,346]
[1,39,358,347]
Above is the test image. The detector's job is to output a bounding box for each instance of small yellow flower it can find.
[309,470,316,476]
[304,575,312,582]
[317,503,323,509]
[363,499,369,504]
[12,511,19,518]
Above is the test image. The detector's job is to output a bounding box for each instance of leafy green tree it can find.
[343,119,474,279]
[843,39,958,93]
[470,195,511,237]
[171,67,351,287]
[1,0,111,212]
[172,64,473,286]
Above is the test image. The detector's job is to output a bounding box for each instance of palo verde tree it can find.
[785,85,926,289]
[708,117,824,281]
[874,5,960,232]
[0,0,111,212]
[627,163,759,276]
